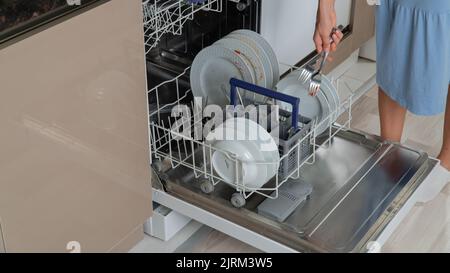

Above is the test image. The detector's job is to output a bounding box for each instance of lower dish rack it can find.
[148,62,355,208]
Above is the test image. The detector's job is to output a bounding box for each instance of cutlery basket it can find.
[230,78,314,181]
[277,114,314,180]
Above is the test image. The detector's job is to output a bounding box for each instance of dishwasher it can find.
[144,0,443,253]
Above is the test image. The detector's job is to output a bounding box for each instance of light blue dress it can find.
[376,0,450,115]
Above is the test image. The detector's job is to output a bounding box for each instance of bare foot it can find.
[418,164,449,203]
[437,153,450,172]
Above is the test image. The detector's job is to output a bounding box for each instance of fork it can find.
[297,41,332,86]
[308,50,329,96]
[298,62,316,84]
[306,25,343,96]
[298,25,344,95]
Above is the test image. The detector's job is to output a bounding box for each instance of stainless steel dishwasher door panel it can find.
[155,130,435,252]
[297,141,429,252]
[282,133,383,234]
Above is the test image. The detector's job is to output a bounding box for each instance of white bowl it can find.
[225,118,280,178]
[206,118,280,189]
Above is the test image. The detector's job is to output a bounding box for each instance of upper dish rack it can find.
[143,0,223,53]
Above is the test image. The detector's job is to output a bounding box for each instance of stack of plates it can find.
[191,30,280,107]
[276,71,340,136]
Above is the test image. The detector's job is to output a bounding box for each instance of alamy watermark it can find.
[170,98,284,152]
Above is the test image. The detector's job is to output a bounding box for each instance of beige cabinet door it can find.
[325,0,376,72]
[0,219,5,253]
[0,0,152,252]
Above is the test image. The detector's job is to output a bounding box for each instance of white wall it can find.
[261,0,352,73]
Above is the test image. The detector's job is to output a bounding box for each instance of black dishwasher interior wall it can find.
[146,0,261,106]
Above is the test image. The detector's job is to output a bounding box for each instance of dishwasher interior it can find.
[145,0,437,252]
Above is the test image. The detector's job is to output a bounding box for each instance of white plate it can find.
[294,71,339,116]
[276,76,322,119]
[276,76,331,135]
[226,33,273,90]
[231,30,280,88]
[289,71,340,125]
[287,73,333,135]
[214,38,264,103]
[315,89,332,136]
[215,38,266,88]
[321,76,340,121]
[191,45,254,107]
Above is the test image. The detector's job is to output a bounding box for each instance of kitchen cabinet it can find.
[326,0,376,72]
[0,0,151,252]
[0,0,100,44]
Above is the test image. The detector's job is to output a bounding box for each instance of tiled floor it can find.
[133,58,450,253]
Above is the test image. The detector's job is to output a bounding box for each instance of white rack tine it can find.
[202,144,208,179]
[190,100,195,112]
[163,119,170,145]
[143,0,222,50]
[176,78,180,102]
[209,145,217,185]
[182,130,188,159]
[151,123,160,160]
[167,126,176,169]
[155,124,162,149]
[191,140,199,178]
[175,137,182,167]
[156,86,161,122]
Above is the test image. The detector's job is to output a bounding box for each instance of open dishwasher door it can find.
[151,127,439,253]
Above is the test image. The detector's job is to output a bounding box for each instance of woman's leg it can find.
[378,87,407,142]
[437,86,450,170]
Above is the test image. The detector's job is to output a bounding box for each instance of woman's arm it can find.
[314,0,343,53]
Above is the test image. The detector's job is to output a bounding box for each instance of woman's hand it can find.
[314,0,343,53]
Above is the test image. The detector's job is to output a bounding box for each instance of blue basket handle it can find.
[229,78,300,130]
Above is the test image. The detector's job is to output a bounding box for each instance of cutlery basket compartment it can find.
[229,78,315,182]
[278,115,314,180]
[223,105,314,183]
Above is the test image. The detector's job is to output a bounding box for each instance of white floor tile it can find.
[343,59,376,82]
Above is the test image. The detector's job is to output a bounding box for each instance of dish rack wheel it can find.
[231,193,246,208]
[200,179,215,194]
